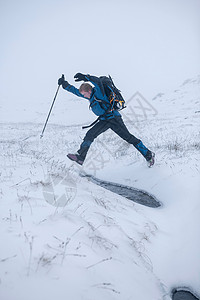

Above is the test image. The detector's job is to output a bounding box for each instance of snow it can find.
[0,75,200,300]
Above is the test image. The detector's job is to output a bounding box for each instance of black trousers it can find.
[78,116,151,160]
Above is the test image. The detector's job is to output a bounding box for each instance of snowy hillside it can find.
[0,76,200,300]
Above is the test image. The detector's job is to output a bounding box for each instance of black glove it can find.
[74,73,88,82]
[58,74,65,86]
[58,74,69,89]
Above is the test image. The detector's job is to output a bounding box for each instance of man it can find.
[58,73,155,167]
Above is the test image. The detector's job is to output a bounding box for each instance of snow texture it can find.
[0,75,200,300]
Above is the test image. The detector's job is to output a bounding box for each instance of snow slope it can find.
[0,75,199,300]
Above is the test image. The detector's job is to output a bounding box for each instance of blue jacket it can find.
[63,75,121,120]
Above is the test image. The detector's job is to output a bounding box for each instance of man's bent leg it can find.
[109,117,152,160]
[77,120,110,161]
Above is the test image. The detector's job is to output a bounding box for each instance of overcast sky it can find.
[0,0,200,115]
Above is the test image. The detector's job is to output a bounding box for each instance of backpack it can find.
[99,75,126,111]
[82,75,126,129]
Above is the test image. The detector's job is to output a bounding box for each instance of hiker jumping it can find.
[58,73,155,167]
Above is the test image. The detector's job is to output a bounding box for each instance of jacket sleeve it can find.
[63,84,87,99]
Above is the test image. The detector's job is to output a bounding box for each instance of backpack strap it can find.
[82,99,113,129]
[82,116,101,129]
[89,96,110,110]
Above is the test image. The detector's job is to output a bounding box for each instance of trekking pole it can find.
[40,75,64,138]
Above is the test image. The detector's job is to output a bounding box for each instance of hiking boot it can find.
[146,152,155,168]
[67,153,84,166]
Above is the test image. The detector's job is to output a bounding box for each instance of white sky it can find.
[0,0,200,113]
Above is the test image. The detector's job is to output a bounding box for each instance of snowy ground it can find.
[0,76,200,300]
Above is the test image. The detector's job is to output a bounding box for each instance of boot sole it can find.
[147,152,155,168]
[67,154,83,166]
